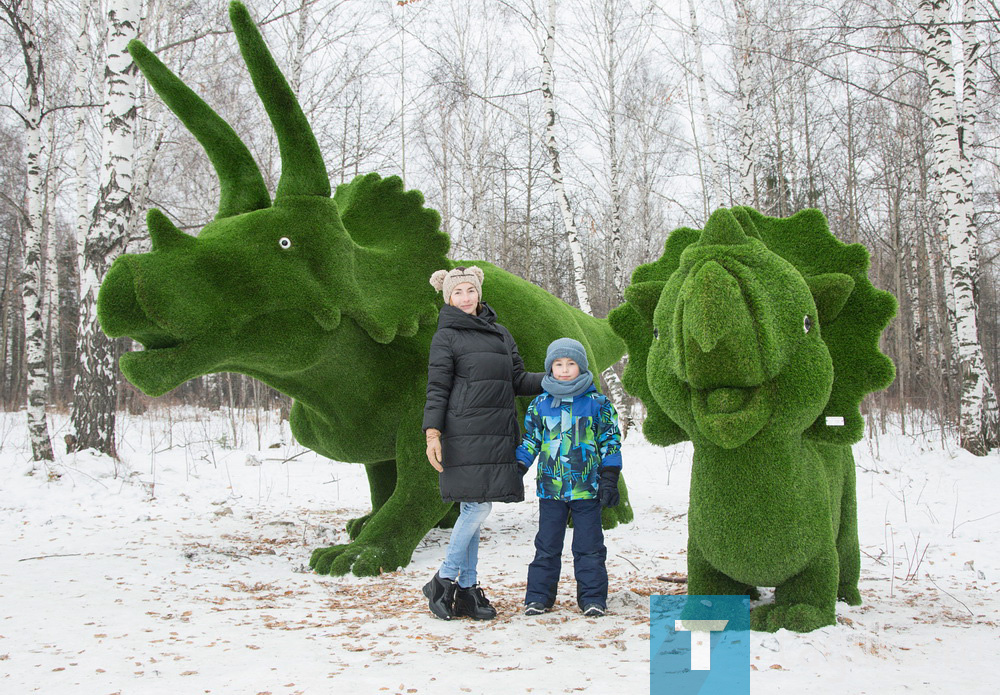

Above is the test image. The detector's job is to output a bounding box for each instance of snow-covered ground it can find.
[1,407,997,694]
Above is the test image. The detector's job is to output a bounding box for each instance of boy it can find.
[516,338,622,617]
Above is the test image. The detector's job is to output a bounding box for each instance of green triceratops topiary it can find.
[608,207,896,632]
[97,2,631,577]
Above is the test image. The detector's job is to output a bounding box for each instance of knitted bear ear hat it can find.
[429,266,485,303]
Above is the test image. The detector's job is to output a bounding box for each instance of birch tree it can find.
[958,0,979,236]
[0,212,17,409]
[1,0,54,462]
[71,0,140,458]
[565,0,654,307]
[622,59,677,262]
[920,0,998,455]
[686,0,723,209]
[43,143,60,398]
[734,0,756,205]
[591,0,626,302]
[73,0,92,270]
[536,0,630,429]
[289,0,311,95]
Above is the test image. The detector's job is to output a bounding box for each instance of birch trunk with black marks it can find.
[843,57,859,242]
[606,53,623,305]
[43,150,60,399]
[920,0,997,455]
[69,0,93,423]
[290,0,310,95]
[907,217,924,390]
[539,0,629,430]
[3,0,54,462]
[71,0,140,458]
[687,0,722,209]
[39,0,60,403]
[600,0,624,305]
[734,0,755,205]
[959,0,978,236]
[73,0,92,270]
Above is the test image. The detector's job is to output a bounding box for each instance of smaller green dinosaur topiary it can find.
[609,207,896,632]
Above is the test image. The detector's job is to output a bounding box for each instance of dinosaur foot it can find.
[677,595,752,629]
[345,513,373,540]
[600,498,634,529]
[838,585,862,606]
[309,540,409,577]
[566,500,634,530]
[750,602,835,633]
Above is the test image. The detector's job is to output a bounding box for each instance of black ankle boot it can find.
[454,584,497,620]
[422,571,457,620]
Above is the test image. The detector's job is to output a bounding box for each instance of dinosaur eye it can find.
[278,237,292,249]
[653,328,659,340]
[804,315,812,334]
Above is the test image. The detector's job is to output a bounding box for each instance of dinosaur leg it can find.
[836,458,862,606]
[682,537,756,625]
[568,475,633,530]
[753,545,838,633]
[435,504,460,529]
[345,460,397,539]
[686,536,756,596]
[311,409,450,577]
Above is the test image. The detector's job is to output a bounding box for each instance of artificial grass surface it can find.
[98,2,630,578]
[609,207,895,631]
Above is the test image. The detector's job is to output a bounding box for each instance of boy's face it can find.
[551,358,580,381]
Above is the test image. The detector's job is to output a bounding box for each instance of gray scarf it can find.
[540,371,594,407]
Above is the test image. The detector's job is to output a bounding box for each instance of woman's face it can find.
[449,282,479,314]
[551,358,581,381]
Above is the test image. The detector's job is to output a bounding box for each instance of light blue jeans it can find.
[439,501,492,588]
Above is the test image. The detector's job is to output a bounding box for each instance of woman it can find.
[421,266,543,620]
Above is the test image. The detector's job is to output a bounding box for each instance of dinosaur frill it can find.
[609,207,896,447]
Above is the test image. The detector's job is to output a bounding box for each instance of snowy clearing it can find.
[1,408,997,694]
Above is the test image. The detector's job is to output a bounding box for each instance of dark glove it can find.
[598,467,620,508]
[517,463,530,478]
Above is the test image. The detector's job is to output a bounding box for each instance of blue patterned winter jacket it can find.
[515,384,622,501]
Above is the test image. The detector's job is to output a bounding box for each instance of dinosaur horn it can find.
[229,2,331,200]
[127,39,271,219]
[698,208,750,246]
[148,209,195,251]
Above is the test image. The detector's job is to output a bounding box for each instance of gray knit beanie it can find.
[429,266,485,304]
[544,338,589,374]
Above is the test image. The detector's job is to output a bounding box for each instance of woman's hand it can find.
[425,429,443,472]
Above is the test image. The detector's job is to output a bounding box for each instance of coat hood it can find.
[437,302,499,332]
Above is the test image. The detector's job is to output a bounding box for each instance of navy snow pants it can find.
[525,497,608,609]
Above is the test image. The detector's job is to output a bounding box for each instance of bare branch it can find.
[151,0,323,54]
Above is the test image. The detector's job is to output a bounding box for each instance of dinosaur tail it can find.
[450,259,627,373]
[571,308,626,373]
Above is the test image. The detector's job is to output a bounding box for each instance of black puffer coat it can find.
[422,303,544,503]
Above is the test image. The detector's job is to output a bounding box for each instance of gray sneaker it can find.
[524,602,548,616]
[582,604,606,617]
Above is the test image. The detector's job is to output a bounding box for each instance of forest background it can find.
[1,0,997,459]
